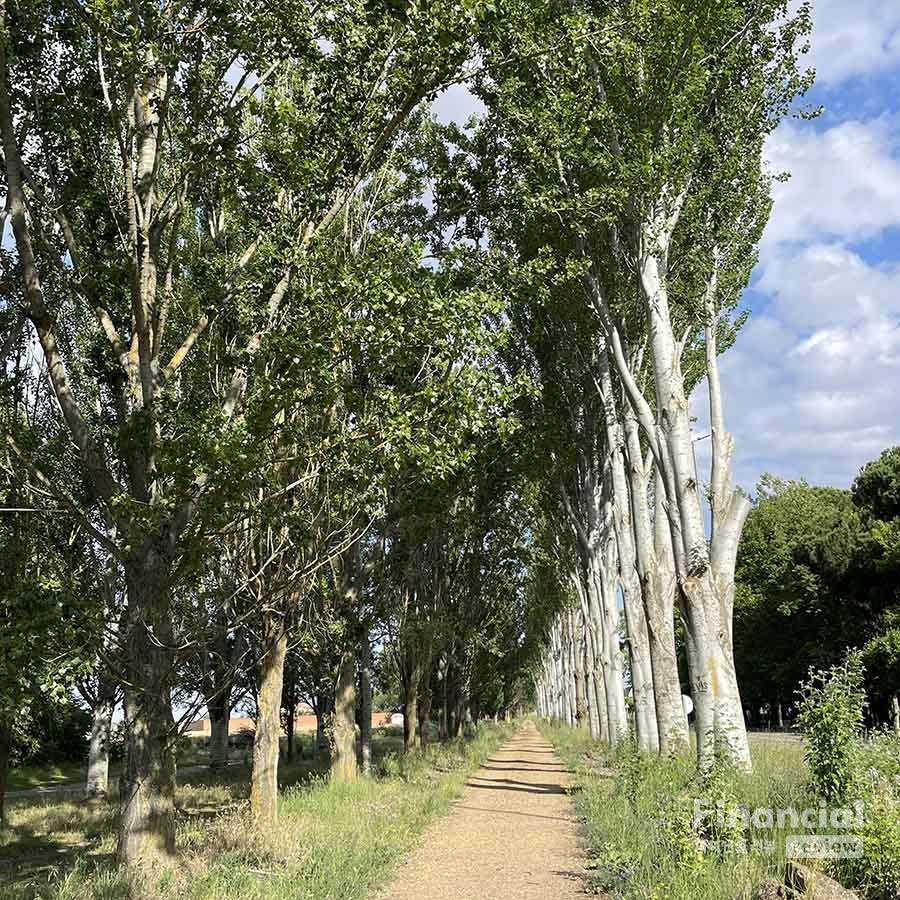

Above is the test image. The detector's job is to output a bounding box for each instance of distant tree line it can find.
[735,447,900,732]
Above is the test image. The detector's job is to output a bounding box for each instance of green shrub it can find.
[797,652,866,804]
[830,732,900,900]
[836,782,900,900]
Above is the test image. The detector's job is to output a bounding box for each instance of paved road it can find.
[374,722,584,900]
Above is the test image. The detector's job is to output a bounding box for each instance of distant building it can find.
[184,710,397,738]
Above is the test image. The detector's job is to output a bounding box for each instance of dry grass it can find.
[0,723,513,900]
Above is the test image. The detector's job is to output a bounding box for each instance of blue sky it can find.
[709,0,900,491]
[435,1,900,494]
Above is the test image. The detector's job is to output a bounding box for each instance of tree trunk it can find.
[0,721,10,828]
[331,647,358,782]
[637,233,751,772]
[576,579,606,740]
[418,658,434,749]
[404,680,420,752]
[644,466,690,755]
[358,632,373,774]
[600,364,659,752]
[438,654,450,742]
[403,643,424,752]
[455,670,472,737]
[86,683,115,800]
[892,695,900,736]
[315,704,329,755]
[593,547,628,743]
[461,692,473,735]
[646,564,688,754]
[565,616,578,726]
[284,678,296,764]
[571,610,587,727]
[550,620,568,725]
[208,694,230,773]
[249,610,287,827]
[582,615,602,738]
[117,552,177,870]
[447,664,460,738]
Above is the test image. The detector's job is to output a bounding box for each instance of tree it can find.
[464,0,813,770]
[735,476,868,722]
[1,0,486,867]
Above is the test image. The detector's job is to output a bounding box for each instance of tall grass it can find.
[542,722,813,900]
[1,723,513,900]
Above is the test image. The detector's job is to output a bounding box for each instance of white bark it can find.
[625,414,690,755]
[636,210,751,771]
[594,532,628,742]
[86,686,114,800]
[650,466,692,752]
[599,360,658,752]
[577,586,604,739]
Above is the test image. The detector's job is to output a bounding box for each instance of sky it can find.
[714,0,900,492]
[436,1,900,494]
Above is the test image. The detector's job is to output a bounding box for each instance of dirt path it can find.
[375,722,584,900]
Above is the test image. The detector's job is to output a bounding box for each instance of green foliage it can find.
[853,447,900,522]
[12,698,92,767]
[834,732,900,900]
[735,471,899,722]
[797,653,866,805]
[862,627,900,710]
[844,792,900,900]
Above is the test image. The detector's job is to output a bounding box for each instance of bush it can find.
[797,652,866,804]
[835,780,900,900]
[794,657,900,899]
[233,727,255,749]
[833,732,900,900]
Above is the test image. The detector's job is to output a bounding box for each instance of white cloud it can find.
[730,0,900,492]
[803,0,900,85]
[764,118,900,247]
[696,265,900,491]
[756,243,900,329]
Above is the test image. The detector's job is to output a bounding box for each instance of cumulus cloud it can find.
[703,0,900,492]
[764,118,900,247]
[698,257,900,492]
[756,243,900,329]
[798,0,900,85]
[694,333,900,492]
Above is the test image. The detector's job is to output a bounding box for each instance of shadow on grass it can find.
[0,819,111,887]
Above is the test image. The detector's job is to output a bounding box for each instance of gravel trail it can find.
[375,721,584,900]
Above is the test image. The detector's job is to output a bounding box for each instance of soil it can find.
[374,721,584,900]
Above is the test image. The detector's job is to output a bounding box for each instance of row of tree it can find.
[1,0,814,887]
[514,0,811,771]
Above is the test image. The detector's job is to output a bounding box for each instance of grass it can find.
[542,721,900,900]
[541,722,818,900]
[1,722,513,900]
[7,764,91,793]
